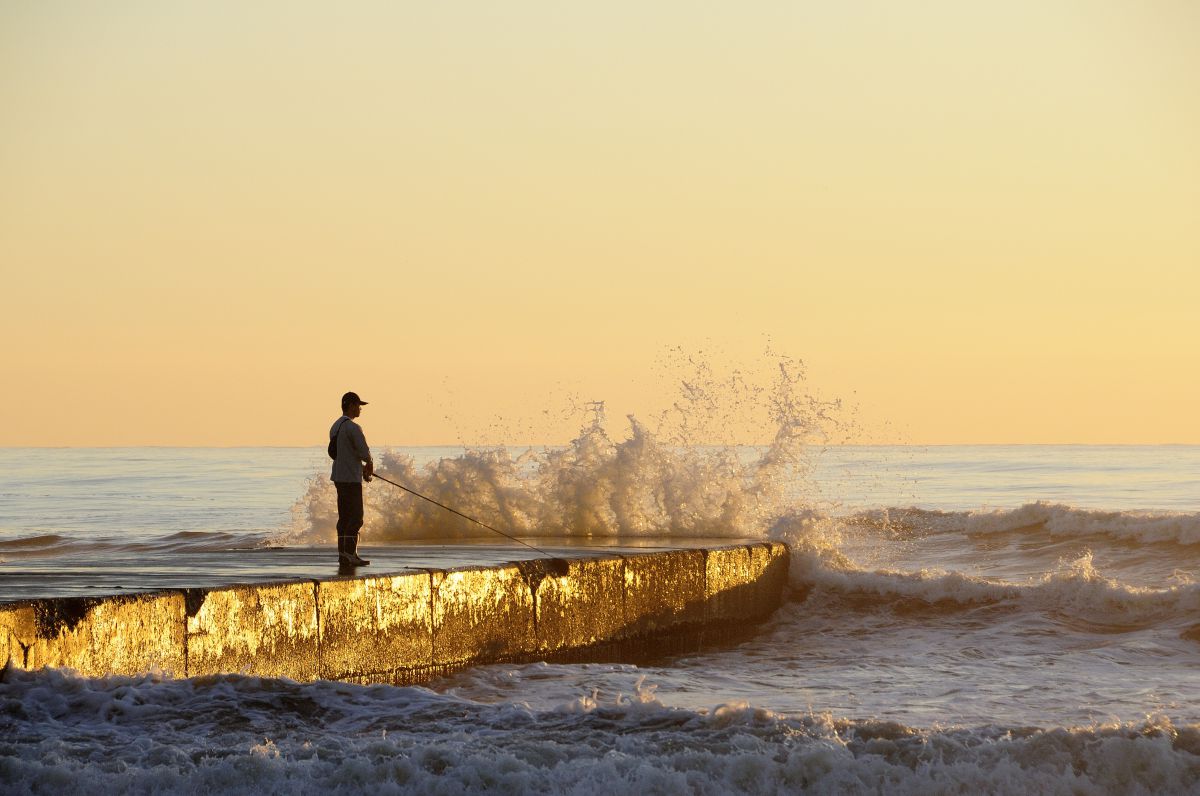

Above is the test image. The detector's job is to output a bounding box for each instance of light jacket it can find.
[329,416,372,483]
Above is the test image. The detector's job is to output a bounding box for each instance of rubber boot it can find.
[347,535,370,566]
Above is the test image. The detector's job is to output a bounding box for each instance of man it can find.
[330,391,374,566]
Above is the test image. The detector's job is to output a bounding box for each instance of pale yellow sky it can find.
[2,1,1197,445]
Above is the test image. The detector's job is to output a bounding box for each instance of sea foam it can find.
[769,508,1200,631]
[281,355,840,546]
[844,503,1200,547]
[2,667,1198,795]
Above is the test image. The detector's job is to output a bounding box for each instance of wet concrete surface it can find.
[1,541,790,682]
[0,539,757,603]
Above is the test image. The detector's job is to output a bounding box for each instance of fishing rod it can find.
[370,472,566,566]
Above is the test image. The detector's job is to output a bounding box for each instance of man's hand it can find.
[363,461,374,482]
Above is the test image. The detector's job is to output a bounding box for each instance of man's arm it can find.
[350,425,374,482]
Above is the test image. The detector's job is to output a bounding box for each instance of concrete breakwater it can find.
[0,543,789,684]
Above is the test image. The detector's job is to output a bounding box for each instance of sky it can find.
[2,1,1197,446]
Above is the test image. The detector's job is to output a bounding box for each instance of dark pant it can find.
[335,481,363,553]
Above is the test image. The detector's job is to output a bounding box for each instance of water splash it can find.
[279,351,847,545]
[5,668,1200,795]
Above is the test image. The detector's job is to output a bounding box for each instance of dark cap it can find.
[341,391,368,408]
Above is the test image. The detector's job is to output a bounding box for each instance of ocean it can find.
[2,439,1199,793]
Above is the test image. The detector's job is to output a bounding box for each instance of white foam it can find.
[966,502,1200,546]
[2,668,1198,795]
[845,503,1200,547]
[279,357,840,546]
[770,511,1200,629]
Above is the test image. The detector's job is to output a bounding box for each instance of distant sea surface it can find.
[2,444,1199,793]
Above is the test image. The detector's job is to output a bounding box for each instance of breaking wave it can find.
[280,354,843,545]
[842,503,1200,547]
[770,510,1200,632]
[2,668,1198,795]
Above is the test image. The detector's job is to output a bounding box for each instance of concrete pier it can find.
[1,542,789,683]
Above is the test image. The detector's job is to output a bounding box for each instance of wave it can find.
[154,530,263,552]
[0,533,88,561]
[844,503,1200,547]
[771,512,1200,631]
[275,353,845,547]
[0,531,261,562]
[1,668,1197,795]
[0,533,71,551]
[278,418,810,546]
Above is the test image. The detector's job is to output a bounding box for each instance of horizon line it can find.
[1,442,1198,450]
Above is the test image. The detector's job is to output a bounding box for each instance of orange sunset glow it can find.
[2,1,1197,446]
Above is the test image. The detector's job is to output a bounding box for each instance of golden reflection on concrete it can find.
[1,544,790,682]
[623,550,706,635]
[534,555,625,653]
[753,542,790,615]
[705,542,789,622]
[0,594,184,677]
[705,545,756,622]
[432,565,534,666]
[186,582,318,679]
[0,604,35,671]
[318,572,432,681]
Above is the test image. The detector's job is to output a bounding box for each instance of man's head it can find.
[341,391,368,418]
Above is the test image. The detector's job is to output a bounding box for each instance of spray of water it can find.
[279,350,850,545]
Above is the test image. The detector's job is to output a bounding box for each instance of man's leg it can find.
[335,482,360,561]
[335,481,367,564]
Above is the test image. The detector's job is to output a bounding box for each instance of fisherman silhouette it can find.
[329,391,373,567]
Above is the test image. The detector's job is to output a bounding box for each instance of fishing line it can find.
[371,472,568,570]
